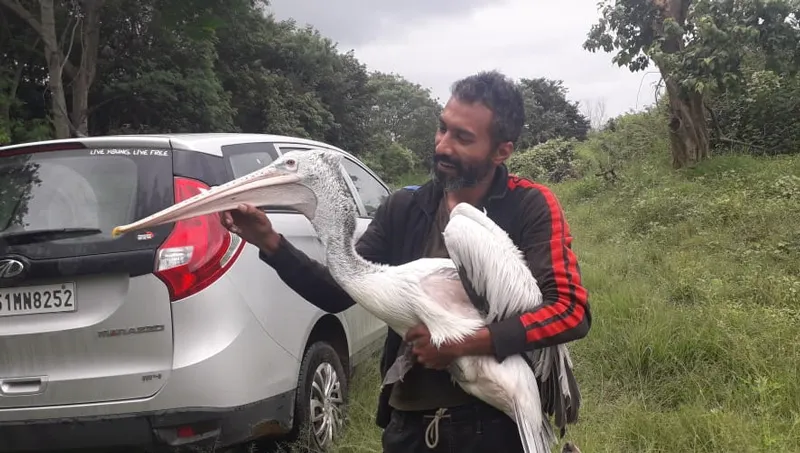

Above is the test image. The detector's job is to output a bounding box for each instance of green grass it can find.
[548,151,800,453]
[324,147,800,453]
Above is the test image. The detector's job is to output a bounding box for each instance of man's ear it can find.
[492,141,514,165]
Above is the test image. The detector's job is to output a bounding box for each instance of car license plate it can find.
[0,283,77,317]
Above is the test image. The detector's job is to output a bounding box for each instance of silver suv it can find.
[0,133,389,452]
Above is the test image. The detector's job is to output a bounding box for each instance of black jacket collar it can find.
[412,164,510,216]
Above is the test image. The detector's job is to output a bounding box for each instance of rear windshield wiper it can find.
[0,227,103,245]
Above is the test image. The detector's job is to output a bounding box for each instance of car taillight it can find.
[154,176,245,302]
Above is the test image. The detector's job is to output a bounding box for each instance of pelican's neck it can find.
[309,177,379,281]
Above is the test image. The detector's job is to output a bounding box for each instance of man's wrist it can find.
[258,232,283,256]
[457,327,493,357]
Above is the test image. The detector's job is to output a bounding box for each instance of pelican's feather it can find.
[443,202,581,438]
[442,203,544,323]
[380,265,485,387]
[418,266,484,319]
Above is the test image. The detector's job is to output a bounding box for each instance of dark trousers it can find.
[381,401,524,453]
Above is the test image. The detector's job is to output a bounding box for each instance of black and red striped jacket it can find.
[260,163,591,428]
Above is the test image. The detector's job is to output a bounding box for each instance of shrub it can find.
[507,137,581,183]
[360,138,419,185]
[708,70,800,156]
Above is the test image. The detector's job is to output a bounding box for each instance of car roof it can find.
[0,133,352,158]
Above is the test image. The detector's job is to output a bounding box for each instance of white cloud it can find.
[267,0,663,120]
[350,0,660,119]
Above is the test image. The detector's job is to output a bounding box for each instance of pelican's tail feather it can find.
[531,344,581,437]
[512,397,555,453]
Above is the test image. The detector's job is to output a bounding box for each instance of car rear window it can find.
[0,146,175,259]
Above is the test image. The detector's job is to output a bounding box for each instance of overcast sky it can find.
[264,0,662,122]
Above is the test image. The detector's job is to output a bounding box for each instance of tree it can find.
[0,10,51,144]
[516,78,591,150]
[365,72,442,167]
[0,0,106,138]
[584,0,800,169]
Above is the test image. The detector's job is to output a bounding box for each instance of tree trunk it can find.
[663,76,710,169]
[70,0,104,136]
[652,0,710,169]
[1,64,24,132]
[39,0,71,139]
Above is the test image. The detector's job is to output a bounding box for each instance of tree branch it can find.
[0,0,43,38]
[0,0,79,79]
[61,16,80,76]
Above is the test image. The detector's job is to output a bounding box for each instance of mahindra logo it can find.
[0,259,25,279]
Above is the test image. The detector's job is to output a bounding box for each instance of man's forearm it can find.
[485,309,590,361]
[452,308,589,361]
[259,234,357,314]
[454,327,493,356]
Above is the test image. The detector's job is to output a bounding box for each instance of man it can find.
[221,70,591,452]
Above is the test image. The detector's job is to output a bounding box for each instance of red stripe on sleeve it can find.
[507,175,588,344]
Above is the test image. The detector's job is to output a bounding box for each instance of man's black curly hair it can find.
[450,70,525,146]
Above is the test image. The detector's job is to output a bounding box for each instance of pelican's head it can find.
[251,148,349,219]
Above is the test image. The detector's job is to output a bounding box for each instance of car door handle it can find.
[0,376,47,396]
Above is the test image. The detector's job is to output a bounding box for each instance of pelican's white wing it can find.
[442,202,581,436]
[442,203,543,323]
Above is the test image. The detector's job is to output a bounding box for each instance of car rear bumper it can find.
[0,277,302,450]
[0,389,294,452]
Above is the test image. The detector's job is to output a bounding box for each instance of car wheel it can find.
[294,341,348,452]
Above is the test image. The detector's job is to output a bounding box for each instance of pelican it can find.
[111,149,580,453]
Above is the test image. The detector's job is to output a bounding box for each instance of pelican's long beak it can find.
[111,166,317,238]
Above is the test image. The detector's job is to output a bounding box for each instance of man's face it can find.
[433,97,510,191]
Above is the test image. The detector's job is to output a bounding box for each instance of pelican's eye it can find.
[284,158,297,170]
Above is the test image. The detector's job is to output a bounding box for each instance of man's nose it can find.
[435,131,453,155]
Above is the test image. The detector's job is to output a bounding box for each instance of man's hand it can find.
[221,204,282,255]
[405,324,493,370]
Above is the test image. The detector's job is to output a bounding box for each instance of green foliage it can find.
[0,8,52,144]
[507,137,582,183]
[708,68,800,155]
[584,0,799,168]
[360,137,419,185]
[584,0,800,95]
[516,78,591,150]
[574,106,671,176]
[366,72,442,167]
[0,0,383,155]
[659,0,798,96]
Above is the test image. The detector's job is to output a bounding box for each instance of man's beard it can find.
[431,153,495,192]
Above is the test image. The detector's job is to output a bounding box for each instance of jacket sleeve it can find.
[258,194,394,314]
[486,185,591,362]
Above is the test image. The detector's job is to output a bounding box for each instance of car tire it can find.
[291,341,349,452]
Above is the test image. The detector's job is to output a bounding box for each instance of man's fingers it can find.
[221,212,240,234]
[236,204,269,224]
[404,324,429,342]
[239,203,261,217]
